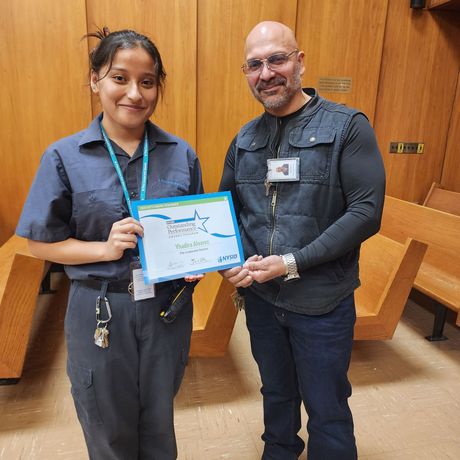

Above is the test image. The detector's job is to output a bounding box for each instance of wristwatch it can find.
[281,253,300,281]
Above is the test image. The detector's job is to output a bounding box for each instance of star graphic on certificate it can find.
[194,210,210,233]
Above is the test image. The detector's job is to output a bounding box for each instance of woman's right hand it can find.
[103,217,144,261]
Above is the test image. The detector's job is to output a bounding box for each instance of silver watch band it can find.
[281,253,300,281]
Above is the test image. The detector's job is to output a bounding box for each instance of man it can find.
[219,21,385,460]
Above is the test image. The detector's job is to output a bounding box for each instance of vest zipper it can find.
[269,187,278,255]
[268,133,281,255]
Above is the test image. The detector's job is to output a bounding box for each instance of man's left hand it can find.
[244,255,286,283]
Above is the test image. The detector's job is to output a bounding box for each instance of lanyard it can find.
[100,122,149,217]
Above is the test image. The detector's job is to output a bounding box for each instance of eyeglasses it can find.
[241,49,299,75]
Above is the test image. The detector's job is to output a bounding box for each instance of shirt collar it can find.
[78,114,177,150]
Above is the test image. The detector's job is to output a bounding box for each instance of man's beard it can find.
[252,66,302,112]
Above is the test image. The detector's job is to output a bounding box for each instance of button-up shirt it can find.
[16,115,204,281]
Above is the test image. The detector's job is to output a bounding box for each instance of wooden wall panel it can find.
[197,0,297,194]
[441,71,460,192]
[194,0,298,332]
[296,0,388,124]
[0,0,91,245]
[373,2,460,202]
[86,0,197,147]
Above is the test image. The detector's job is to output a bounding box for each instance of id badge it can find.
[129,260,155,301]
[267,157,300,182]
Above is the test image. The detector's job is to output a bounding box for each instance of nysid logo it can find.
[218,254,238,263]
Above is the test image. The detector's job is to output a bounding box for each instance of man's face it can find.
[244,40,304,115]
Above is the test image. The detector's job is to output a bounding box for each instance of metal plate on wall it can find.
[318,77,352,93]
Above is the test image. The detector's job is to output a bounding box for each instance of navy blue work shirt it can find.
[16,114,204,281]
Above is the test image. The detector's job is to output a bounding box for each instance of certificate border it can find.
[132,191,244,284]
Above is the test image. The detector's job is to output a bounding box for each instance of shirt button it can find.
[309,136,316,142]
[130,191,137,198]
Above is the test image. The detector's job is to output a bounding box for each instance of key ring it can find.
[96,296,112,325]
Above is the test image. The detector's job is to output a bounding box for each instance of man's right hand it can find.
[219,254,262,288]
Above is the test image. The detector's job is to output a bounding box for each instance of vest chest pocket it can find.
[288,127,336,182]
[235,131,270,181]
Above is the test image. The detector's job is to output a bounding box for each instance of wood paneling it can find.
[197,0,297,194]
[296,0,388,123]
[86,0,197,146]
[441,71,460,192]
[373,1,460,202]
[0,0,91,245]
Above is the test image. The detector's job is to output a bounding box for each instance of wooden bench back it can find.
[423,182,460,216]
[380,196,460,313]
[0,236,45,378]
[355,234,427,340]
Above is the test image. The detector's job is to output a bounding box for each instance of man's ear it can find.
[298,50,306,77]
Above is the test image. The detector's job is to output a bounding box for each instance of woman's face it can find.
[91,46,159,135]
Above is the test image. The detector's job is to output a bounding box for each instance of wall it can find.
[0,0,91,246]
[297,0,388,124]
[373,1,460,202]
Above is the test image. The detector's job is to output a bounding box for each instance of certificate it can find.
[132,192,244,284]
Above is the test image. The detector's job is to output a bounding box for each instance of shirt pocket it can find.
[71,188,125,241]
[235,131,270,182]
[156,177,190,197]
[288,127,336,183]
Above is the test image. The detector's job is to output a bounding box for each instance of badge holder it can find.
[266,157,300,182]
[129,258,155,301]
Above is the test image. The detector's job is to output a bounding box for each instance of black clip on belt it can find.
[160,279,199,324]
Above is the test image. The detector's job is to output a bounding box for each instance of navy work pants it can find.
[244,290,357,460]
[64,281,192,460]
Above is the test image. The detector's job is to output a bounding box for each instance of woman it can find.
[16,28,203,459]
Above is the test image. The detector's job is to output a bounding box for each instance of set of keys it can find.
[264,178,272,196]
[94,325,109,348]
[94,295,112,349]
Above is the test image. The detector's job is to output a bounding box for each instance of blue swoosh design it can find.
[210,233,236,238]
[141,214,171,220]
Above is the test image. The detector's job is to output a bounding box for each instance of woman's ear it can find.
[90,72,99,93]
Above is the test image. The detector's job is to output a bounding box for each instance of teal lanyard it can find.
[100,123,149,217]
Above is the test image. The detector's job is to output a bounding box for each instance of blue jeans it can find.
[244,290,357,460]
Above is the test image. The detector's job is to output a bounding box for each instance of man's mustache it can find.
[256,77,286,91]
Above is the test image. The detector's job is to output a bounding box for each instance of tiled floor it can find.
[1,277,459,459]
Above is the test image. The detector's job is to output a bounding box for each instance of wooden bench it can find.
[354,234,427,340]
[195,232,428,345]
[423,182,460,216]
[380,195,460,339]
[0,235,45,381]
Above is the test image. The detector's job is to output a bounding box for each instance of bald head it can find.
[242,21,307,116]
[245,21,298,58]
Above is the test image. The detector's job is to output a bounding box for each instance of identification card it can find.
[267,158,300,182]
[130,261,155,301]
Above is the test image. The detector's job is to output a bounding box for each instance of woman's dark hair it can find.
[86,27,166,94]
